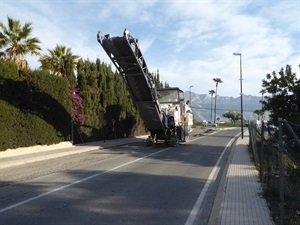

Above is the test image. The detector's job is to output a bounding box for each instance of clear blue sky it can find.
[2,0,299,97]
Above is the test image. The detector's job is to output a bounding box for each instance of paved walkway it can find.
[218,131,274,225]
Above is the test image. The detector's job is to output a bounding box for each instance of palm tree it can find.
[209,90,215,121]
[0,16,41,69]
[259,89,266,120]
[39,44,79,82]
[253,109,264,121]
[213,78,223,123]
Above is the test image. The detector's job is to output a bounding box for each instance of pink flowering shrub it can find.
[70,88,86,124]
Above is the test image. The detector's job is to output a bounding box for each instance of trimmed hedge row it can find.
[0,61,71,151]
[76,59,147,143]
[0,99,62,150]
[0,59,148,151]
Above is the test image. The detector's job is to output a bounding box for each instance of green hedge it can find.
[0,59,147,151]
[76,59,146,143]
[0,61,71,151]
[0,100,61,150]
[0,60,20,80]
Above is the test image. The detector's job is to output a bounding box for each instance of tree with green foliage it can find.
[223,110,241,124]
[253,109,265,120]
[76,58,102,127]
[259,89,266,120]
[0,16,41,69]
[209,89,215,121]
[213,77,223,123]
[39,44,79,86]
[261,65,300,122]
[40,45,83,126]
[153,70,164,88]
[76,58,143,141]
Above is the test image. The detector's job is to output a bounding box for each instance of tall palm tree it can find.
[213,78,223,123]
[0,16,41,69]
[209,90,215,121]
[39,44,79,80]
[259,89,266,120]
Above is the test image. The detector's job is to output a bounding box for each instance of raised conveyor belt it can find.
[97,29,165,131]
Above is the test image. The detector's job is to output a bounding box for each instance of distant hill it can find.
[184,92,264,122]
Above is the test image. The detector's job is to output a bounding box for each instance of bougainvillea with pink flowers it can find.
[70,88,86,124]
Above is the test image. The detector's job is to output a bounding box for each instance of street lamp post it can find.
[190,85,193,108]
[233,52,244,139]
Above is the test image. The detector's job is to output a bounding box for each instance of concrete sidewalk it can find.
[212,130,274,225]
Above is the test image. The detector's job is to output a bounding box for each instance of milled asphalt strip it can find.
[0,147,172,213]
[188,130,216,143]
[184,133,239,225]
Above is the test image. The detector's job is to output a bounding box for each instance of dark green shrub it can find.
[0,60,19,80]
[0,63,72,151]
[0,100,61,150]
[75,59,146,143]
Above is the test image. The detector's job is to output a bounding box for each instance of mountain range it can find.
[185,91,264,122]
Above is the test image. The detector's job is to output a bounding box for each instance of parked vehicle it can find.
[264,124,277,131]
[202,121,218,127]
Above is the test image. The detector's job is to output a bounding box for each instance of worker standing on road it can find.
[183,100,193,141]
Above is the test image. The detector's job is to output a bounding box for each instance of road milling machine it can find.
[97,29,193,146]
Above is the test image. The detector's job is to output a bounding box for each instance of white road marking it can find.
[184,134,239,225]
[0,147,172,213]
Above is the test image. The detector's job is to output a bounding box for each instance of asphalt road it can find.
[0,128,240,225]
